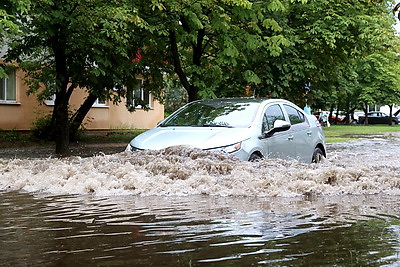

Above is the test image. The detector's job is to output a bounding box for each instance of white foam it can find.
[1,138,400,197]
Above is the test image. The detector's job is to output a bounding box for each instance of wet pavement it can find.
[0,143,126,159]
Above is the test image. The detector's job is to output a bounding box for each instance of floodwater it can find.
[1,134,400,266]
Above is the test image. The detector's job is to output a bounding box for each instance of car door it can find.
[369,112,378,124]
[282,104,314,162]
[380,112,390,124]
[260,104,297,160]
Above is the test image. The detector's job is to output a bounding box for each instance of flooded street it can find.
[1,135,400,265]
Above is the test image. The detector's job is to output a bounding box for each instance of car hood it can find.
[130,127,252,150]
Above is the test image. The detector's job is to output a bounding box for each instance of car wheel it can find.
[312,147,324,163]
[249,153,262,162]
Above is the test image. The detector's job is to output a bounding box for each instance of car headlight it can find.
[221,142,242,153]
[125,144,133,152]
[125,144,142,152]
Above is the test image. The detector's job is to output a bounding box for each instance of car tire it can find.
[312,147,324,163]
[249,153,262,162]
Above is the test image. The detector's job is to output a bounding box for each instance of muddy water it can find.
[1,136,400,265]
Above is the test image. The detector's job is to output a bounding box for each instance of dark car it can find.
[358,111,399,125]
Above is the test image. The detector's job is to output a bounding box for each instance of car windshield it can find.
[161,100,261,128]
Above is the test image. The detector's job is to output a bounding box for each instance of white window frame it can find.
[92,98,108,107]
[44,94,56,106]
[0,69,17,103]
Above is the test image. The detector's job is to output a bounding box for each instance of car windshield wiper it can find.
[159,124,233,128]
[202,124,233,128]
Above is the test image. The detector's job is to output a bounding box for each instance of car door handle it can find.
[307,131,312,136]
[288,135,294,141]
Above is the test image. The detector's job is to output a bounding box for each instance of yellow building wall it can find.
[0,69,164,130]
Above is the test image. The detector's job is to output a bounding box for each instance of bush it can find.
[31,113,85,141]
[31,114,54,140]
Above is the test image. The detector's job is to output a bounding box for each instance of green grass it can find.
[0,130,41,147]
[323,124,400,143]
[0,129,146,148]
[79,129,146,144]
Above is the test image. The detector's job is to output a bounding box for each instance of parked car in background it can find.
[126,98,326,163]
[352,111,365,124]
[394,109,400,121]
[358,111,399,125]
[315,111,345,124]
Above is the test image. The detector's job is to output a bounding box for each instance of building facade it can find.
[0,68,164,130]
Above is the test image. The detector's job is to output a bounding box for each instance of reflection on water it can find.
[0,193,399,266]
[1,136,400,265]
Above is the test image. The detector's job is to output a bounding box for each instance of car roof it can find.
[191,97,290,105]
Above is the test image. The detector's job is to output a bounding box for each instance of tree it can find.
[0,2,26,77]
[4,0,147,156]
[261,0,400,118]
[4,0,400,157]
[132,0,290,102]
[356,51,400,124]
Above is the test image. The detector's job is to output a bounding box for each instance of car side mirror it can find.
[262,120,291,138]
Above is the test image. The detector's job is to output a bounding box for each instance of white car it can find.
[353,111,365,124]
[126,98,326,163]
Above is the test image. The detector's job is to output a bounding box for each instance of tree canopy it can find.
[2,0,400,155]
[4,0,148,155]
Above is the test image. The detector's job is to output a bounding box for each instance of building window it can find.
[45,94,107,107]
[127,78,152,109]
[44,94,56,106]
[0,69,16,102]
[93,97,107,107]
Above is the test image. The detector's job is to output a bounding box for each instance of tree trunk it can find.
[388,104,393,126]
[69,93,98,138]
[362,103,369,125]
[347,107,356,124]
[169,29,200,102]
[51,24,72,157]
[53,93,70,157]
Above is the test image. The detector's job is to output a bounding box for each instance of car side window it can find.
[283,105,305,125]
[262,104,285,132]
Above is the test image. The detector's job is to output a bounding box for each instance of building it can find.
[0,67,164,130]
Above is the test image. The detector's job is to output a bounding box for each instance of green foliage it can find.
[163,76,188,114]
[358,52,400,106]
[31,112,86,141]
[0,129,35,147]
[270,0,400,110]
[132,0,289,100]
[6,0,151,101]
[31,114,54,141]
[4,0,153,154]
[3,0,400,152]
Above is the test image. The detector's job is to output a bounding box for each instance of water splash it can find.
[1,138,400,197]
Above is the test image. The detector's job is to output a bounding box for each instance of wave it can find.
[1,138,400,197]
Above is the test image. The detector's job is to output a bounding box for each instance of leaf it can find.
[243,70,261,84]
[262,18,282,32]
